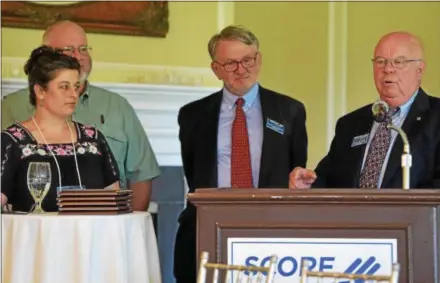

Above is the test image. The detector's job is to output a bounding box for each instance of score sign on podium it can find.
[227,238,397,282]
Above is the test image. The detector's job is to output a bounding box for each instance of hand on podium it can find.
[289,167,317,189]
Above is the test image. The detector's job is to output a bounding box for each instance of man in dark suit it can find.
[289,31,440,190]
[174,25,308,283]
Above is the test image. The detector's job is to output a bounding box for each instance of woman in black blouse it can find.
[1,45,120,212]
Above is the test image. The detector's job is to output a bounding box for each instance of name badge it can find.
[266,118,284,135]
[351,133,369,147]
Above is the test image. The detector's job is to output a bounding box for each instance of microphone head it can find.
[372,100,389,123]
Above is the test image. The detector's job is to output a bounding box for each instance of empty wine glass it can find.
[27,162,51,213]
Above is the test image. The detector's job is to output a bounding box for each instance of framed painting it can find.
[1,1,169,38]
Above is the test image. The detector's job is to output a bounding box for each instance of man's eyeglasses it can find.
[372,56,422,69]
[62,45,92,56]
[215,52,259,72]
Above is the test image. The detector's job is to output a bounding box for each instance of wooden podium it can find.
[187,188,440,283]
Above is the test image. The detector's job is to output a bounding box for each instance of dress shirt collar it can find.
[222,83,259,111]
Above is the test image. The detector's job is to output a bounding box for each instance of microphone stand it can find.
[386,124,411,190]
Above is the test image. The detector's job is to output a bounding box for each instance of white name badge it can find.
[351,133,369,147]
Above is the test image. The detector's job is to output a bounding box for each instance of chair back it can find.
[300,260,400,283]
[197,251,277,283]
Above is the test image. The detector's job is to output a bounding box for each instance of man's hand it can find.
[289,167,317,189]
[129,180,152,211]
[1,193,8,207]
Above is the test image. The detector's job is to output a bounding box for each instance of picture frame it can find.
[1,1,169,38]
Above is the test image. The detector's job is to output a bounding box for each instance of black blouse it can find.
[1,122,120,212]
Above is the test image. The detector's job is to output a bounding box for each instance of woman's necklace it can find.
[31,116,83,190]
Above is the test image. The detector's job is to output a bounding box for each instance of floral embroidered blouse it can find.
[1,122,120,212]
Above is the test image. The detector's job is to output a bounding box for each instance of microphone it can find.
[372,100,389,123]
[371,100,412,190]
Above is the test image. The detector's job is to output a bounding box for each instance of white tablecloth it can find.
[1,212,162,283]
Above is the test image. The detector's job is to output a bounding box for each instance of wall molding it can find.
[217,2,235,32]
[1,78,221,166]
[1,56,221,87]
[326,2,348,148]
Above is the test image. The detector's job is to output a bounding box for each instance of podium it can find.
[187,188,440,283]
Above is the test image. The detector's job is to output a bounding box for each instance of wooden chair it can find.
[300,260,400,283]
[197,251,277,283]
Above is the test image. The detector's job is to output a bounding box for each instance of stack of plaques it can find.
[57,189,132,215]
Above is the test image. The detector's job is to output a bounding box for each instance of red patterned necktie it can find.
[231,98,253,188]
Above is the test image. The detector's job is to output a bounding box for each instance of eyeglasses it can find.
[371,56,422,69]
[214,52,259,72]
[61,45,92,56]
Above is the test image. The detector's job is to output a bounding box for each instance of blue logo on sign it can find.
[340,256,380,283]
[244,255,381,280]
[244,256,335,276]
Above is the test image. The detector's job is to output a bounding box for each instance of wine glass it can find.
[27,162,51,213]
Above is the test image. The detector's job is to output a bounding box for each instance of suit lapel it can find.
[349,109,375,187]
[258,87,280,187]
[200,91,222,187]
[381,89,430,188]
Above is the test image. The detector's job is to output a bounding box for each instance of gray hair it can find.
[208,25,259,60]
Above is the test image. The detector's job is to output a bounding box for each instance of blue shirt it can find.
[217,84,263,188]
[361,91,418,188]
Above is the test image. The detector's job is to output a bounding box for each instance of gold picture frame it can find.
[1,1,169,38]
